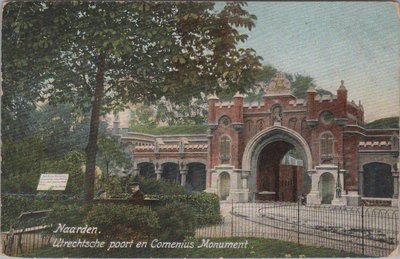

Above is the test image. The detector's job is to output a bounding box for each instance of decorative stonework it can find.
[306,119,318,128]
[265,72,292,96]
[232,123,244,132]
[335,118,348,126]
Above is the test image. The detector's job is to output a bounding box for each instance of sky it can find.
[239,2,399,122]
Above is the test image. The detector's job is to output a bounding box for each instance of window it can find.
[219,116,231,127]
[320,132,334,162]
[219,135,231,163]
[320,111,334,125]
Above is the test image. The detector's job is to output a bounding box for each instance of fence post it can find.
[361,204,365,256]
[297,195,300,245]
[231,199,234,237]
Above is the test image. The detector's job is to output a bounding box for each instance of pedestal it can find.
[331,197,347,206]
[306,191,321,205]
[345,191,361,206]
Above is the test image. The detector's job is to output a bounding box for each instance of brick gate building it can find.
[113,72,399,206]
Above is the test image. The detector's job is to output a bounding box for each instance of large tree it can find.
[3,2,262,201]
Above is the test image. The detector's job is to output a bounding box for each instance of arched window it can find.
[320,132,334,162]
[219,135,231,163]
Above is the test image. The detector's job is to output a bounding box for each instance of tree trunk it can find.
[84,53,105,202]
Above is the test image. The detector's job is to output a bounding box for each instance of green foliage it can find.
[366,117,399,129]
[1,135,46,181]
[44,202,92,237]
[100,176,129,198]
[1,193,49,231]
[138,177,187,195]
[41,150,86,195]
[157,192,221,227]
[85,204,160,241]
[1,194,63,231]
[129,125,208,135]
[155,202,196,241]
[130,104,158,127]
[3,2,262,200]
[97,135,130,176]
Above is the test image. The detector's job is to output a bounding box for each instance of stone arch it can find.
[242,126,313,194]
[359,155,398,171]
[319,172,335,204]
[137,162,155,179]
[161,162,180,183]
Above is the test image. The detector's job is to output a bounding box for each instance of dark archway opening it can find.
[138,162,156,179]
[186,163,206,192]
[363,162,393,198]
[256,141,304,202]
[161,163,180,184]
[319,172,335,204]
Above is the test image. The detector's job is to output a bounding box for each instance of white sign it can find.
[37,174,69,191]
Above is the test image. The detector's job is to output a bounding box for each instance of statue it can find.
[272,106,282,123]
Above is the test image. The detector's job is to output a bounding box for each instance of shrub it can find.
[138,176,187,195]
[155,202,196,241]
[157,192,221,227]
[1,194,55,231]
[44,202,92,237]
[85,204,160,241]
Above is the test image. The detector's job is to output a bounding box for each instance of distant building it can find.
[113,72,399,206]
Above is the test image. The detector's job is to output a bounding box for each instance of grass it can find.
[26,237,362,258]
[129,124,208,135]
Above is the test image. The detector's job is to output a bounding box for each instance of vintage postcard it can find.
[1,1,399,258]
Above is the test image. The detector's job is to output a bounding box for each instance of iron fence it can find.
[196,201,398,257]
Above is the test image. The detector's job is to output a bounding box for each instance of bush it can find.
[1,194,55,231]
[156,202,196,241]
[157,192,221,227]
[44,202,92,237]
[138,177,187,195]
[85,204,160,241]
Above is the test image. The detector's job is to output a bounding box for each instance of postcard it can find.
[1,1,399,258]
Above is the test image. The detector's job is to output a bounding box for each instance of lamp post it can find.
[336,160,342,199]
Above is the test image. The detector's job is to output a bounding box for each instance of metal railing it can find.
[196,201,398,257]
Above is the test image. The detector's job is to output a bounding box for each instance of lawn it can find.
[25,237,362,258]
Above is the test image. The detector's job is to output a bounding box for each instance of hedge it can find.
[155,192,221,227]
[85,204,160,241]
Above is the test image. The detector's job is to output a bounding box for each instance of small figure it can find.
[273,106,282,123]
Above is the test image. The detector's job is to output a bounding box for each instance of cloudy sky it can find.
[240,2,399,122]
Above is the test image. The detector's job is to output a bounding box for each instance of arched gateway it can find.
[116,72,399,206]
[242,126,313,201]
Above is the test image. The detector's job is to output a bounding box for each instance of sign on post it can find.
[37,174,69,191]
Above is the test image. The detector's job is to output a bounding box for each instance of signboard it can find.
[37,174,69,191]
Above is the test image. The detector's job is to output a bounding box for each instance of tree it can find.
[3,2,262,201]
[97,135,130,177]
